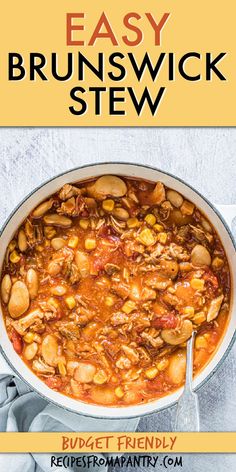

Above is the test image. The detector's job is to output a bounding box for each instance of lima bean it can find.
[1,274,12,304]
[18,229,28,252]
[26,269,39,299]
[168,351,186,384]
[8,281,30,319]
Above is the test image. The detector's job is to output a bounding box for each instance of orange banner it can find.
[0,432,235,453]
[0,0,236,125]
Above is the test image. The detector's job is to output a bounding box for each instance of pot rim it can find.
[0,161,235,420]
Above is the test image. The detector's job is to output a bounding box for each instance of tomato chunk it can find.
[11,329,23,354]
[45,377,62,390]
[152,312,178,329]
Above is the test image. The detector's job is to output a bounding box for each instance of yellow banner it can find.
[0,433,236,453]
[0,0,235,126]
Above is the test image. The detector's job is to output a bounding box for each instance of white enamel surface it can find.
[0,163,235,419]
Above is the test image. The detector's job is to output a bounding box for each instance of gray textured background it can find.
[0,127,236,471]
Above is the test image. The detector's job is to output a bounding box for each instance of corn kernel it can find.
[102,199,115,212]
[58,361,67,376]
[167,287,176,294]
[105,295,116,307]
[145,367,158,379]
[115,387,124,398]
[122,300,136,314]
[190,278,205,291]
[156,358,169,371]
[183,306,195,318]
[195,335,208,350]
[8,241,17,252]
[93,370,108,385]
[127,217,139,229]
[68,236,79,249]
[85,238,97,251]
[157,232,168,244]
[23,332,35,343]
[44,226,56,239]
[180,200,195,216]
[137,228,156,246]
[193,311,206,324]
[24,332,41,343]
[36,245,44,252]
[145,214,156,226]
[33,334,41,343]
[212,257,224,269]
[48,297,59,309]
[153,223,164,232]
[79,219,90,230]
[65,296,76,310]
[9,250,21,263]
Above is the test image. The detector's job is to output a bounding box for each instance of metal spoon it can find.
[174,331,200,431]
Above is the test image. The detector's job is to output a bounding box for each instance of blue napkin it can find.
[0,359,139,472]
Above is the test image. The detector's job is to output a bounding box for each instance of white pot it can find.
[0,162,235,419]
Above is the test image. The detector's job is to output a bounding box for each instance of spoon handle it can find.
[174,332,200,432]
[174,391,200,431]
[185,331,195,390]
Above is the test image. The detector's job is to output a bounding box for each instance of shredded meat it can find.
[58,197,76,216]
[57,321,80,340]
[111,281,130,299]
[59,184,81,201]
[63,261,80,284]
[116,356,132,370]
[141,332,164,348]
[110,312,129,326]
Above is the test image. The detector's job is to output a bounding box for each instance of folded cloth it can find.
[0,355,139,472]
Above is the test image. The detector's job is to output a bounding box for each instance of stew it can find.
[0,176,231,406]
